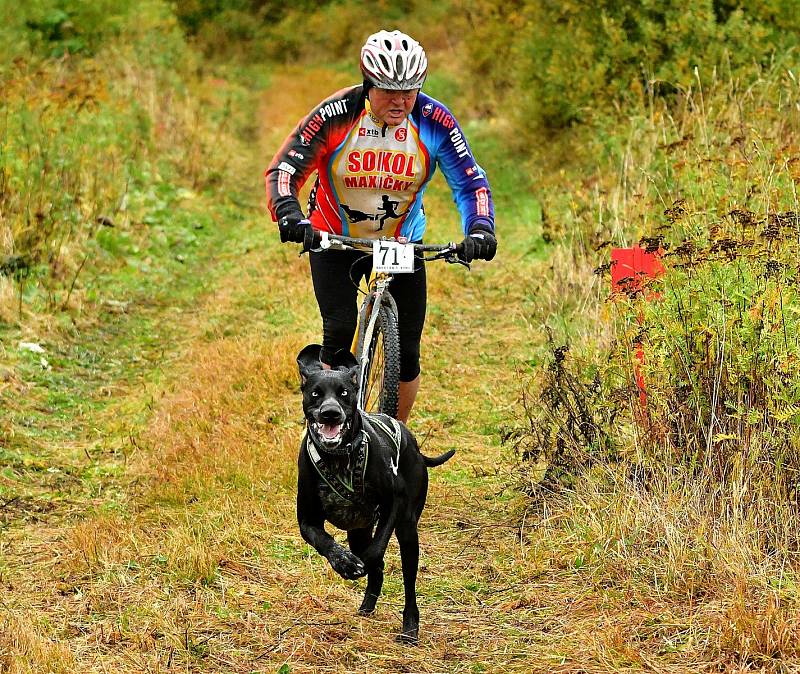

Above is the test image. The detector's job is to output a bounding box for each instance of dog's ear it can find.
[331,349,360,385]
[296,344,323,385]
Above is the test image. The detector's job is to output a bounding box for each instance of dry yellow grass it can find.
[0,615,76,674]
[4,62,800,674]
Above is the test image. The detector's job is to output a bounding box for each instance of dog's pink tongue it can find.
[320,423,342,439]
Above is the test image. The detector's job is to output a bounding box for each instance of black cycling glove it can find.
[278,215,311,244]
[459,226,497,262]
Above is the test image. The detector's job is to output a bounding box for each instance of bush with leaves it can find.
[514,58,800,527]
[461,0,800,130]
[632,207,800,496]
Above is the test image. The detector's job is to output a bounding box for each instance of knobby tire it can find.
[358,301,400,418]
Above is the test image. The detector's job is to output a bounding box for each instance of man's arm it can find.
[265,86,363,223]
[426,102,496,236]
[265,113,325,224]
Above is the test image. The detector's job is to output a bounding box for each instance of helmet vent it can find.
[360,30,427,90]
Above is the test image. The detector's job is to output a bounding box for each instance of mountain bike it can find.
[306,231,466,417]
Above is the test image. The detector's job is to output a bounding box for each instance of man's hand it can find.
[459,226,497,262]
[278,216,311,244]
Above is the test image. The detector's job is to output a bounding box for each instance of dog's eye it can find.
[311,390,320,398]
[341,389,348,397]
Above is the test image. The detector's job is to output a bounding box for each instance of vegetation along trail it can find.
[0,63,572,673]
[8,2,800,672]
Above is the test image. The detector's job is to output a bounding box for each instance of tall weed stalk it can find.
[521,66,800,531]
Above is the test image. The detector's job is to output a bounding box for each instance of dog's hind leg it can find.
[395,519,420,645]
[348,528,384,615]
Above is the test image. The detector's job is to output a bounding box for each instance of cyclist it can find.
[265,29,496,423]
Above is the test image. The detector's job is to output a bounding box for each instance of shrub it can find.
[633,207,800,495]
[514,63,800,537]
[461,0,800,131]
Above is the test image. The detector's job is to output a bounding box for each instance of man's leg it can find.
[309,249,369,365]
[391,251,427,424]
[397,375,421,424]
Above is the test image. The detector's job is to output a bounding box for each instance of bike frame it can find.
[310,231,465,414]
[352,273,392,411]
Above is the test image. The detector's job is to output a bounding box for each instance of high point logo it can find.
[432,107,455,129]
[299,99,349,145]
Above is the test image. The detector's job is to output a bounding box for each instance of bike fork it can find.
[354,276,390,411]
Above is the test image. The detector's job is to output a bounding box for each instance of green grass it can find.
[5,6,800,672]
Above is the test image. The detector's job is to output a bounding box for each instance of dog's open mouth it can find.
[314,421,348,448]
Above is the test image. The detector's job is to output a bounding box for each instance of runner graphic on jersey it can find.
[377,195,400,229]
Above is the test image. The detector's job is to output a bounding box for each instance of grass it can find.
[510,62,800,671]
[3,19,800,674]
[0,58,548,672]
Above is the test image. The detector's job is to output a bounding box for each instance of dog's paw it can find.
[328,545,366,580]
[395,629,419,646]
[358,592,379,616]
[398,610,419,645]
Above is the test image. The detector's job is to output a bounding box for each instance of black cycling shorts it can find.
[309,247,426,382]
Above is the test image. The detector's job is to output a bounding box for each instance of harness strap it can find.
[305,430,370,507]
[363,413,402,472]
[365,413,402,449]
[304,413,402,506]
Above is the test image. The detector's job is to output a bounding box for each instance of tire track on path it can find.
[2,65,589,674]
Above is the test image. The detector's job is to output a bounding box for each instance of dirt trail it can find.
[226,66,554,672]
[1,67,628,674]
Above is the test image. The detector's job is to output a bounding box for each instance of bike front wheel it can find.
[357,302,401,418]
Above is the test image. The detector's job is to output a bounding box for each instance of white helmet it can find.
[360,30,427,90]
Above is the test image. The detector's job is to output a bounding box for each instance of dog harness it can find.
[305,413,402,508]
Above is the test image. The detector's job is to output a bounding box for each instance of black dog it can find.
[296,344,454,643]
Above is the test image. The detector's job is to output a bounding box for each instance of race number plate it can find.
[373,240,414,273]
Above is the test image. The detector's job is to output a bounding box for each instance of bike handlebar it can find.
[306,231,467,265]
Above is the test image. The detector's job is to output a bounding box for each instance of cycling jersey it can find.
[265,85,494,240]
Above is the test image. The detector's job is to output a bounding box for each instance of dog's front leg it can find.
[298,517,366,580]
[297,460,365,580]
[348,528,383,615]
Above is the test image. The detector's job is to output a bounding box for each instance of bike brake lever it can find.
[449,256,471,269]
[424,251,470,269]
[301,231,334,255]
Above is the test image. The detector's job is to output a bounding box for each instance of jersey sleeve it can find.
[265,87,360,222]
[423,100,495,236]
